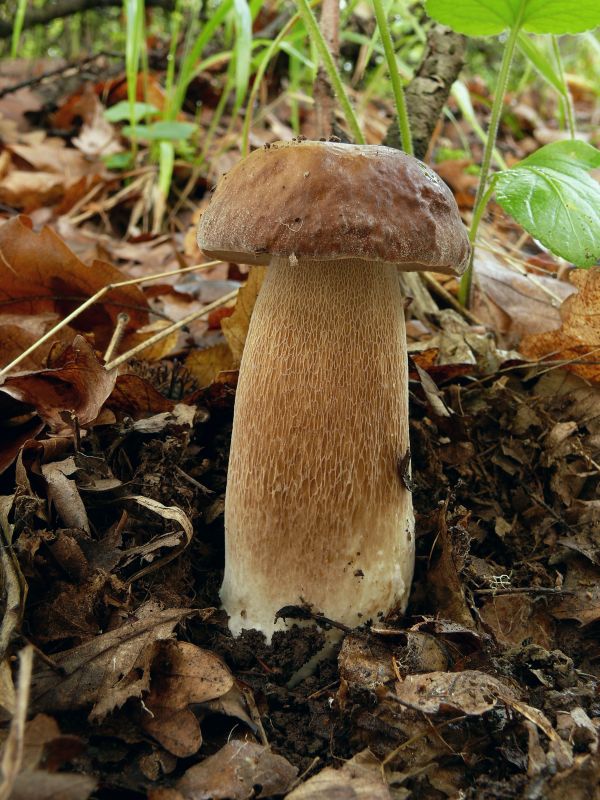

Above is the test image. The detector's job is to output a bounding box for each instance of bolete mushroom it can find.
[198,140,469,641]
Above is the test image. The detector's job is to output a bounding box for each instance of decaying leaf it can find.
[221,266,266,364]
[174,740,297,800]
[286,750,391,800]
[142,641,233,757]
[551,558,600,626]
[29,602,195,720]
[393,670,517,716]
[0,336,116,433]
[521,268,600,382]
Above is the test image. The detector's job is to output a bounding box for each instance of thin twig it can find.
[0,260,220,378]
[104,288,239,371]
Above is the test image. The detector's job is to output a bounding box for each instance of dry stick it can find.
[103,312,130,362]
[104,288,239,371]
[0,260,221,378]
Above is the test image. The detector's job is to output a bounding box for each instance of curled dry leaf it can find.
[0,336,116,433]
[41,457,90,532]
[142,641,234,757]
[0,216,148,351]
[286,750,391,800]
[175,740,297,800]
[521,268,600,382]
[29,601,195,721]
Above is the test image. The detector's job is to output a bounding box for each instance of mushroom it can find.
[198,140,469,641]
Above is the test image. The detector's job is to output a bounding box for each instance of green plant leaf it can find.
[425,0,600,36]
[122,121,198,141]
[105,101,160,123]
[494,141,600,266]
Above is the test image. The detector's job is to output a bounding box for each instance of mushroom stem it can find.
[221,256,415,640]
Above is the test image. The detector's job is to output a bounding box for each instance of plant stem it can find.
[551,35,576,139]
[371,0,413,154]
[458,11,524,307]
[295,0,365,144]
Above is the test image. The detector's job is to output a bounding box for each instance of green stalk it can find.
[458,6,524,306]
[551,36,576,139]
[242,12,303,155]
[12,0,28,57]
[371,0,413,154]
[295,0,365,144]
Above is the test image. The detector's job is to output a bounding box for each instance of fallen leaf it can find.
[175,740,297,800]
[472,249,574,346]
[394,670,517,716]
[551,558,600,626]
[6,771,97,800]
[0,313,77,372]
[41,457,89,532]
[106,373,175,417]
[142,641,233,757]
[0,216,149,352]
[521,268,600,382]
[29,601,195,720]
[478,594,555,649]
[186,342,237,388]
[0,336,116,433]
[221,267,266,364]
[286,749,391,800]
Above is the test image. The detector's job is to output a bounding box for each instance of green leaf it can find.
[122,121,198,141]
[232,0,252,109]
[425,0,600,36]
[103,152,136,170]
[104,101,160,123]
[494,141,600,266]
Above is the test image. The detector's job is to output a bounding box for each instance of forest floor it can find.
[0,52,599,800]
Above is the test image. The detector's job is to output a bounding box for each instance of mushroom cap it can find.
[198,140,470,275]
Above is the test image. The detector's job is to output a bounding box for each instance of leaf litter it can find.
[1,52,600,800]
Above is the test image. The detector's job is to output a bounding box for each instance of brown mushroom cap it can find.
[198,140,470,275]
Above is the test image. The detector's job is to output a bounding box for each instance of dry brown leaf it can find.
[0,216,149,350]
[0,314,77,372]
[472,250,574,345]
[551,558,600,626]
[286,750,391,800]
[6,771,96,800]
[29,601,195,721]
[142,641,233,757]
[394,670,517,715]
[521,269,600,382]
[175,740,297,800]
[123,320,180,362]
[107,374,175,417]
[186,342,237,388]
[0,171,64,212]
[221,266,266,364]
[479,594,555,649]
[0,336,116,433]
[41,458,90,532]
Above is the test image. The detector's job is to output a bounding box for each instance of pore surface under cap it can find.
[198,140,470,274]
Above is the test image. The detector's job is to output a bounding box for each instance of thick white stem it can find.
[221,257,415,640]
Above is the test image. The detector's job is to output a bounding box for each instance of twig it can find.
[103,312,130,362]
[421,272,484,326]
[104,289,239,371]
[0,52,120,96]
[0,260,221,378]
